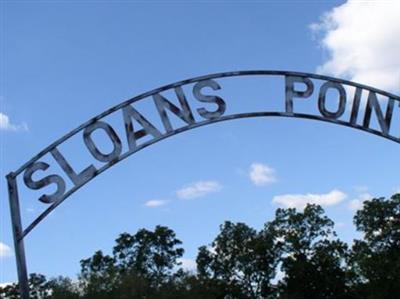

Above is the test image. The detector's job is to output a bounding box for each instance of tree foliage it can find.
[270,205,349,298]
[2,194,399,299]
[197,221,279,298]
[349,194,400,298]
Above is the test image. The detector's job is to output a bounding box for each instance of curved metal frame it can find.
[6,70,400,298]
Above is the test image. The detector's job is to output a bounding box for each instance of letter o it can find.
[318,81,347,119]
[83,121,122,162]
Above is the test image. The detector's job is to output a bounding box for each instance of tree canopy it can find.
[2,194,399,299]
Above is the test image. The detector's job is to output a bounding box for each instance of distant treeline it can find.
[2,194,399,299]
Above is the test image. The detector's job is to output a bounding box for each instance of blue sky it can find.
[1,0,399,284]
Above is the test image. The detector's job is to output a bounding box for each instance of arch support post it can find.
[7,174,30,299]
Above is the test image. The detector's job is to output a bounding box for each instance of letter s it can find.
[193,79,226,120]
[23,162,66,204]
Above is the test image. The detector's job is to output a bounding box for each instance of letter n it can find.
[363,91,395,136]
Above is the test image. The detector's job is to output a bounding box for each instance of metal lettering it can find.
[285,76,314,114]
[122,104,162,151]
[318,81,346,119]
[50,148,97,186]
[363,91,395,136]
[83,121,122,162]
[7,70,400,299]
[350,87,363,125]
[193,79,226,120]
[23,162,66,204]
[153,86,195,132]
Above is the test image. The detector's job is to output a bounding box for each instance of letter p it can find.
[285,76,314,114]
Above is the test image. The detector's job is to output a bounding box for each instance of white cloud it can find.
[348,199,363,211]
[0,242,12,258]
[348,192,373,211]
[0,282,14,288]
[177,181,222,200]
[178,258,197,272]
[0,112,28,132]
[273,189,347,209]
[311,0,400,93]
[249,163,277,186]
[144,199,169,208]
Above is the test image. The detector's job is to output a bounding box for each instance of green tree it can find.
[47,276,80,299]
[0,273,52,299]
[5,197,400,299]
[29,274,51,299]
[79,250,118,299]
[349,193,400,299]
[113,225,184,288]
[0,283,19,299]
[196,221,279,299]
[270,204,349,299]
[77,225,185,298]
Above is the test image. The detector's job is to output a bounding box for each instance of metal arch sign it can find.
[6,70,400,297]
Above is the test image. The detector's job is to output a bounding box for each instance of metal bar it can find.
[20,111,400,238]
[7,174,30,299]
[5,70,400,295]
[11,70,400,177]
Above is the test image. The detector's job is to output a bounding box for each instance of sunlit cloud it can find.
[0,242,12,259]
[0,112,28,132]
[311,0,400,93]
[144,199,169,208]
[177,181,222,200]
[249,163,277,186]
[273,189,347,209]
[348,193,373,211]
